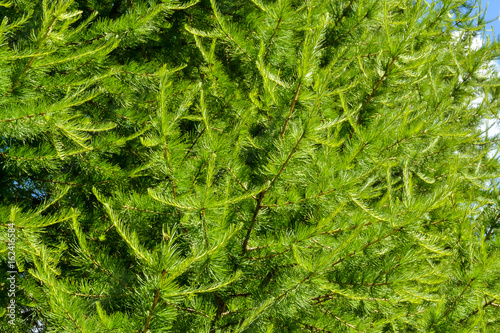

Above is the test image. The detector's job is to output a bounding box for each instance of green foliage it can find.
[1,0,500,332]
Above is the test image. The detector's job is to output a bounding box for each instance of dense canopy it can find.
[1,0,500,332]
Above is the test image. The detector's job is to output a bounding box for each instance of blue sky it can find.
[483,1,500,40]
[473,2,500,147]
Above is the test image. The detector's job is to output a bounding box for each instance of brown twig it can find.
[0,113,47,123]
[263,17,283,59]
[459,298,496,323]
[242,192,264,255]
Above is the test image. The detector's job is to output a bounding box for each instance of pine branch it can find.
[274,272,313,303]
[201,208,210,249]
[262,187,337,208]
[249,247,291,261]
[210,0,254,61]
[270,130,306,189]
[357,56,398,125]
[312,294,390,305]
[181,127,206,164]
[164,145,178,199]
[163,301,211,319]
[319,303,358,331]
[291,318,333,333]
[241,192,264,255]
[248,220,378,261]
[441,277,475,319]
[242,130,306,255]
[330,9,370,46]
[332,0,356,28]
[459,298,496,324]
[0,222,24,229]
[2,1,498,330]
[122,205,173,215]
[142,269,168,333]
[263,17,283,60]
[227,166,255,198]
[280,83,302,139]
[87,253,134,292]
[0,112,47,123]
[319,221,374,236]
[5,16,58,96]
[331,226,405,267]
[66,312,84,332]
[72,293,130,298]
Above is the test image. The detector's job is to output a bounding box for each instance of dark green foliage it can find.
[1,0,500,332]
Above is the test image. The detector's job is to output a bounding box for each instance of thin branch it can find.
[201,208,210,249]
[291,318,333,333]
[162,301,211,319]
[227,166,258,200]
[0,113,47,123]
[431,219,447,225]
[357,56,398,125]
[280,83,302,139]
[263,17,283,60]
[79,153,106,171]
[262,187,336,208]
[332,0,356,28]
[0,223,24,230]
[163,145,178,199]
[313,293,389,305]
[270,130,306,189]
[118,70,157,77]
[242,130,306,255]
[87,254,134,292]
[442,277,475,319]
[249,221,378,261]
[246,245,269,252]
[122,205,173,215]
[66,312,83,332]
[227,167,249,192]
[181,127,206,165]
[249,247,291,260]
[5,16,58,96]
[72,293,130,298]
[319,221,374,236]
[319,303,358,331]
[242,192,264,255]
[459,298,496,323]
[275,272,313,303]
[330,10,370,46]
[331,226,404,267]
[142,269,167,333]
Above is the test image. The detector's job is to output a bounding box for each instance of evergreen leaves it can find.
[1,0,500,332]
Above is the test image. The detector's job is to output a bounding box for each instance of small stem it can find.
[280,83,302,139]
[242,192,264,255]
[442,278,474,318]
[142,270,167,333]
[263,17,283,59]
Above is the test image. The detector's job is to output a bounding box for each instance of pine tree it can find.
[1,0,500,332]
